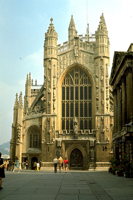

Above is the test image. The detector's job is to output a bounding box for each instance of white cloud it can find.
[23,49,44,84]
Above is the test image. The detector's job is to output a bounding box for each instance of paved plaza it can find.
[0,169,133,200]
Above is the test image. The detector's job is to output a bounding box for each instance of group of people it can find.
[53,156,69,173]
[0,152,69,190]
[32,161,41,171]
[0,159,21,172]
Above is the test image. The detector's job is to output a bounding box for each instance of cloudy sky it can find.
[0,0,133,144]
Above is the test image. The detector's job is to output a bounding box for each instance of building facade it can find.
[10,14,113,169]
[110,44,133,163]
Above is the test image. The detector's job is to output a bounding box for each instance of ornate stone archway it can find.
[64,142,89,169]
[70,148,83,169]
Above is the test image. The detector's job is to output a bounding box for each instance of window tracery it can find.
[62,67,92,132]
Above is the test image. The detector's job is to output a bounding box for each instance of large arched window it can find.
[62,67,92,132]
[28,126,41,148]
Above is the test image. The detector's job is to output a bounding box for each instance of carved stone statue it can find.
[74,46,79,57]
[73,117,78,135]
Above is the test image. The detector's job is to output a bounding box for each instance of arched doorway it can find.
[31,157,38,170]
[70,148,83,169]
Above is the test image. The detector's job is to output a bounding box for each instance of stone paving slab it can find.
[56,194,79,200]
[0,170,133,200]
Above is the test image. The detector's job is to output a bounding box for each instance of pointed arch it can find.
[70,148,83,169]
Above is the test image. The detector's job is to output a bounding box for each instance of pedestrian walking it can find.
[64,158,69,172]
[53,157,58,173]
[25,160,29,170]
[33,161,37,170]
[0,152,5,190]
[58,156,63,172]
[13,159,21,172]
[36,162,40,171]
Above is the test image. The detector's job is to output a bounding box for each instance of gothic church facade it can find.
[10,14,113,169]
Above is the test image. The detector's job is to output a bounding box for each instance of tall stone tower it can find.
[94,14,112,162]
[10,14,113,169]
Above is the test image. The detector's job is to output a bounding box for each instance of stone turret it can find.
[44,18,58,60]
[13,92,23,125]
[13,93,19,126]
[10,92,23,162]
[44,18,58,115]
[94,13,110,114]
[94,14,112,147]
[18,92,23,125]
[43,18,58,146]
[10,94,18,161]
[95,13,109,57]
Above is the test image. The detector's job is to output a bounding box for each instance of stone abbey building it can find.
[10,14,113,169]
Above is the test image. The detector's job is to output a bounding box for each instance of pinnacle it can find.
[68,15,77,40]
[26,73,32,86]
[97,13,107,33]
[100,13,106,25]
[50,17,53,24]
[46,17,57,35]
[19,92,23,107]
[14,93,19,108]
[16,93,18,101]
[69,15,76,29]
[86,23,89,35]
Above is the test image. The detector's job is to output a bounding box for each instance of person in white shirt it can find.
[53,157,58,173]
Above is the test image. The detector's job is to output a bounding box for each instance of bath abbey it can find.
[10,14,113,169]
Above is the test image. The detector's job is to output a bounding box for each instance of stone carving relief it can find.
[16,123,21,143]
[96,88,99,99]
[106,89,109,99]
[48,130,54,143]
[27,99,45,115]
[100,65,104,73]
[100,58,103,66]
[53,76,56,88]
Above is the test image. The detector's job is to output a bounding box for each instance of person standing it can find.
[13,159,20,172]
[64,158,69,172]
[33,161,37,170]
[36,162,40,171]
[25,160,29,170]
[58,156,63,172]
[0,152,5,190]
[53,157,58,173]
